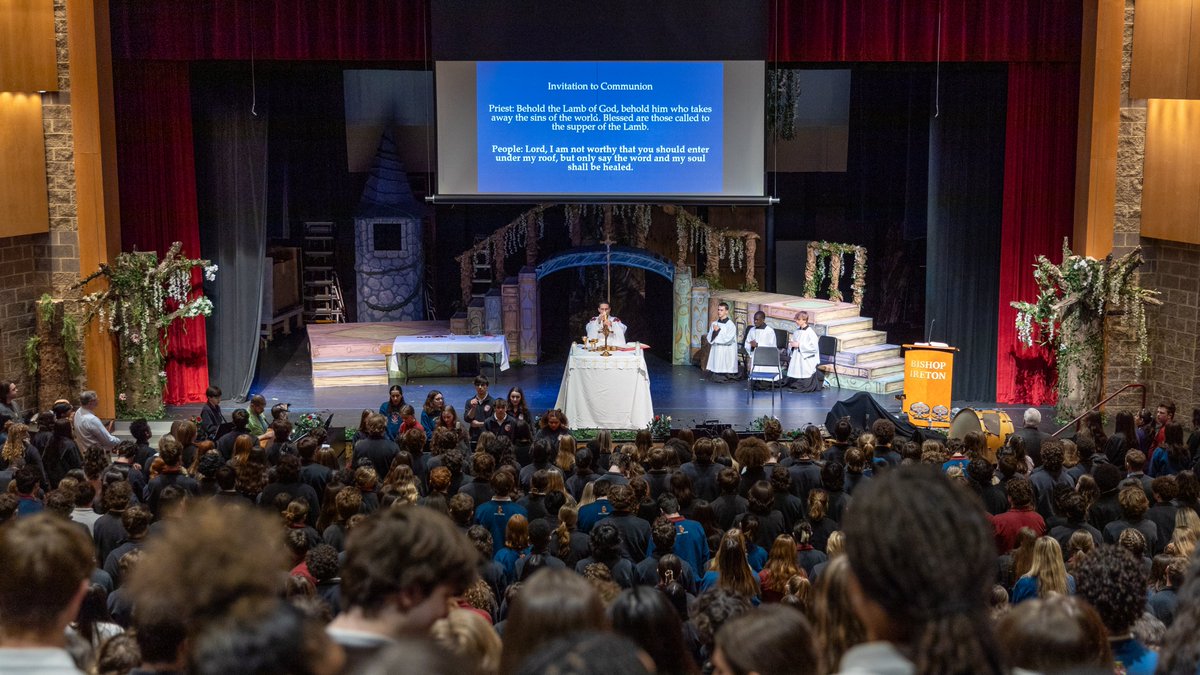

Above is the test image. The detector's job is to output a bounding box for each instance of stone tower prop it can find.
[354,131,426,322]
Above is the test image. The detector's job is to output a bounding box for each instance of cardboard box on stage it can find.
[268,246,302,312]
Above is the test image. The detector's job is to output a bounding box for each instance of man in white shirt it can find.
[585,302,627,348]
[73,390,120,452]
[0,514,92,674]
[705,302,739,382]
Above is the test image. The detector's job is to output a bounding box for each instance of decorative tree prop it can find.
[1011,240,1160,420]
[803,241,867,305]
[74,242,216,419]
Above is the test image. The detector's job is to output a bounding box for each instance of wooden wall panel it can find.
[0,92,49,236]
[1142,99,1200,244]
[69,0,119,417]
[1131,0,1200,100]
[0,0,57,91]
[1074,0,1123,258]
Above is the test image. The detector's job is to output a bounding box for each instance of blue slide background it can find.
[476,62,723,194]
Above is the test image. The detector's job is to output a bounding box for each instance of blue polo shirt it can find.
[647,515,710,577]
[578,498,613,533]
[474,499,527,549]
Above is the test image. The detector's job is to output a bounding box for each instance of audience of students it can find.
[3,388,1200,674]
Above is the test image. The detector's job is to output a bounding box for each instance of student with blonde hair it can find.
[1011,536,1074,603]
[431,608,502,675]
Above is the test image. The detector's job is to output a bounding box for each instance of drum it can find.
[948,408,1014,460]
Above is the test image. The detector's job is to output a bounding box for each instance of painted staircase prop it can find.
[709,291,905,395]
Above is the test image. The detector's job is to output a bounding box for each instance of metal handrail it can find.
[1051,383,1147,437]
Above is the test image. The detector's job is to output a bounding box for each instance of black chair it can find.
[818,335,840,388]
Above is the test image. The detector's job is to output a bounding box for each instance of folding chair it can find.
[818,335,841,388]
[747,346,785,408]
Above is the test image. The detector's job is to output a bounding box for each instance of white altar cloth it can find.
[554,343,654,429]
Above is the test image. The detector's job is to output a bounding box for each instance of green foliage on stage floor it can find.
[1011,239,1160,420]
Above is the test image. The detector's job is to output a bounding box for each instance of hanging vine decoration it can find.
[73,242,216,419]
[767,68,799,140]
[454,204,550,306]
[1011,239,1161,420]
[676,212,696,265]
[802,241,868,306]
[566,204,582,245]
[669,207,759,288]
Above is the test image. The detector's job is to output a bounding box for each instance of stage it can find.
[164,328,1055,436]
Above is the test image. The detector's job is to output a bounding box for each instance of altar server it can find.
[786,311,822,391]
[706,302,739,382]
[586,301,627,347]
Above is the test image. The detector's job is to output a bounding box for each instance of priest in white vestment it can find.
[585,301,627,347]
[786,310,821,389]
[705,302,739,382]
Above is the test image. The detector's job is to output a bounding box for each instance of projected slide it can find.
[476,62,723,194]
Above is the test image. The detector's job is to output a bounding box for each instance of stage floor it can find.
[165,330,1056,434]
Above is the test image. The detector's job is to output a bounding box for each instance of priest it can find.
[705,302,739,382]
[786,310,824,392]
[585,301,627,347]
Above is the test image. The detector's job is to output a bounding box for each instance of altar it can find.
[554,343,654,430]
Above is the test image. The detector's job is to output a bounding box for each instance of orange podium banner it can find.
[902,344,957,429]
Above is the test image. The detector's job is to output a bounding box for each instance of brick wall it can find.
[0,235,52,411]
[1143,240,1200,414]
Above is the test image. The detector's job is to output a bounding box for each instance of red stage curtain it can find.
[995,63,1080,405]
[775,0,1081,63]
[112,61,210,405]
[110,0,429,61]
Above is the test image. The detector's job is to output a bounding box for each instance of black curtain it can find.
[193,64,269,400]
[925,66,1007,402]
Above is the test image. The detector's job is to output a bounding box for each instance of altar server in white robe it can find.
[786,310,822,390]
[585,302,627,347]
[706,302,739,382]
[744,311,779,378]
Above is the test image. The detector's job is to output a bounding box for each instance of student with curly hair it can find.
[841,466,1005,675]
[1075,544,1156,674]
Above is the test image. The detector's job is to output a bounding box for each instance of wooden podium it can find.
[901,344,957,429]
